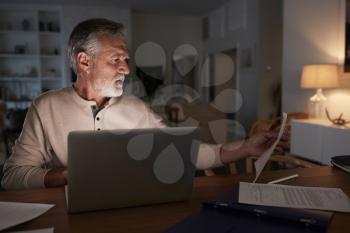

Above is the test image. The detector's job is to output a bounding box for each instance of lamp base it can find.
[308,89,327,119]
[310,88,327,102]
[308,101,325,119]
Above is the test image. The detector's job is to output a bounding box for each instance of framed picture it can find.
[344,0,350,72]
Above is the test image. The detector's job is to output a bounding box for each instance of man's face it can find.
[89,33,130,98]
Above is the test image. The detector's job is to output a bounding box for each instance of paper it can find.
[0,202,54,231]
[9,228,54,233]
[239,182,350,213]
[253,112,287,183]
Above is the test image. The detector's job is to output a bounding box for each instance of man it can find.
[1,18,277,190]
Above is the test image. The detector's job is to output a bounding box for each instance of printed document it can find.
[253,112,287,183]
[239,182,350,213]
[0,202,54,231]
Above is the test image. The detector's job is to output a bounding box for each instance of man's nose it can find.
[118,61,130,75]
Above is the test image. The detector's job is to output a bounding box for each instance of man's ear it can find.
[76,52,91,73]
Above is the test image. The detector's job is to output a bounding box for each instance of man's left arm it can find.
[194,131,276,170]
[144,104,277,170]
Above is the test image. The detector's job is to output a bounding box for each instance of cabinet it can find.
[290,119,350,165]
[0,6,65,109]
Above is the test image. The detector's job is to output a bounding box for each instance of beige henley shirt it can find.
[2,86,222,190]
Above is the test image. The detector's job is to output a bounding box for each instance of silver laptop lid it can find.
[67,127,200,213]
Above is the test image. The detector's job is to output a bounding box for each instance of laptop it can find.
[331,155,350,174]
[65,127,200,213]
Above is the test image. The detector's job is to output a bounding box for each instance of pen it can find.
[268,174,299,184]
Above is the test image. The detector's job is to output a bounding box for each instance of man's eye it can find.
[113,56,129,62]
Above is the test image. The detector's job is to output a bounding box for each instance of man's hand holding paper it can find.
[253,113,288,183]
[241,130,278,157]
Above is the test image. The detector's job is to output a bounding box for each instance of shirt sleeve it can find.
[1,103,51,190]
[196,143,223,170]
[144,104,224,170]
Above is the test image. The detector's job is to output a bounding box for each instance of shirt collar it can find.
[69,85,121,109]
[69,85,96,108]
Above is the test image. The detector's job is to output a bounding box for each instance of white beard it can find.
[94,75,125,97]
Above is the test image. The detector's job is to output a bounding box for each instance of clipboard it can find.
[165,186,333,233]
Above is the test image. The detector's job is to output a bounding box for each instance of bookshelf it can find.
[0,6,65,109]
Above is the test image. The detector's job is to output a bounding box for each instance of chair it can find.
[164,105,180,126]
[2,128,22,159]
[0,164,4,191]
[2,108,27,158]
[162,103,229,176]
[151,105,181,127]
[245,112,321,174]
[1,108,31,191]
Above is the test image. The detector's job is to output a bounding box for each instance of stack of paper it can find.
[239,182,350,213]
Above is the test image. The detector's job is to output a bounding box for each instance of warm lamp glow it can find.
[300,64,339,118]
[301,64,339,89]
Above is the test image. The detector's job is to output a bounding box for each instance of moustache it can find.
[115,75,125,82]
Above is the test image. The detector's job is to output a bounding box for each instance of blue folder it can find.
[165,186,333,233]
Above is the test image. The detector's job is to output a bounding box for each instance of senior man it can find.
[1,18,277,190]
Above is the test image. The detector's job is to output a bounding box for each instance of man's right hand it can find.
[44,167,68,188]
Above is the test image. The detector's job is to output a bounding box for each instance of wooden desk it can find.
[1,166,349,233]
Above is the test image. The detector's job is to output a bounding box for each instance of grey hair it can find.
[68,18,126,74]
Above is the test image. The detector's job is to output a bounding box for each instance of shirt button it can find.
[97,128,101,131]
[96,117,100,121]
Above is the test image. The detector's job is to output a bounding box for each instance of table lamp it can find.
[300,64,339,118]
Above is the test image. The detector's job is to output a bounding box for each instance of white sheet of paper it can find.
[253,112,288,183]
[0,202,54,231]
[9,228,54,233]
[239,182,350,213]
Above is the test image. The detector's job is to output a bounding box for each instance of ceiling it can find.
[1,0,229,15]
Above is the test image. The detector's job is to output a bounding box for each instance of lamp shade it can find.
[300,64,339,89]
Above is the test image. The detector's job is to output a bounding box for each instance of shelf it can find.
[0,54,38,58]
[41,77,61,81]
[0,77,38,81]
[39,31,60,36]
[5,99,32,103]
[40,54,61,58]
[5,100,33,110]
[0,6,64,105]
[0,30,37,35]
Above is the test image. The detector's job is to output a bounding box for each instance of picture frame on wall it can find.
[344,0,350,72]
